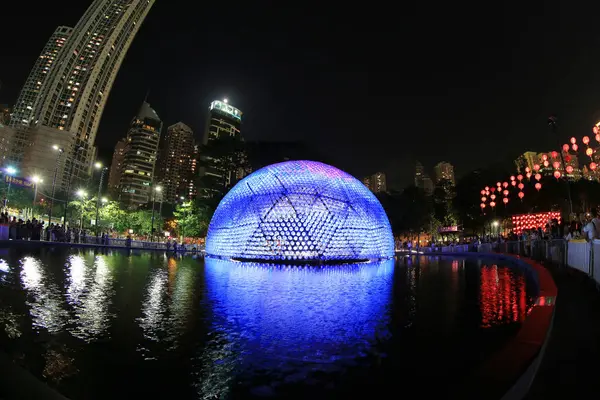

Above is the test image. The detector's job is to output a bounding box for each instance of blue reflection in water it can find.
[197,258,394,398]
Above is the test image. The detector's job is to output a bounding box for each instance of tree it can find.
[173,200,211,238]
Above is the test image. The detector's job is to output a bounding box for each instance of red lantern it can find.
[511,180,516,186]
[490,201,496,208]
[502,181,508,188]
[543,160,549,167]
[541,154,548,161]
[496,182,501,187]
[572,144,579,151]
[552,161,560,169]
[535,182,542,191]
[526,172,532,179]
[586,148,594,157]
[510,176,515,181]
[485,190,489,195]
[480,189,486,195]
[554,170,561,179]
[591,162,597,171]
[562,144,570,152]
[480,203,486,209]
[517,174,523,181]
[583,136,590,145]
[565,154,571,163]
[490,194,496,200]
[524,167,531,173]
[533,164,540,171]
[566,165,574,174]
[481,197,487,202]
[518,192,525,199]
[551,151,558,159]
[490,187,495,193]
[503,197,509,204]
[518,182,524,190]
[485,186,489,191]
[596,134,600,142]
[535,173,541,180]
[570,137,577,144]
[594,126,599,135]
[503,189,509,196]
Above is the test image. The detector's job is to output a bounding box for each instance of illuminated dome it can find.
[206,160,394,262]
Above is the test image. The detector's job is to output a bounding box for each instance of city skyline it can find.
[3,1,600,189]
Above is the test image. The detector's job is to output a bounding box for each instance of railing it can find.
[36,235,206,252]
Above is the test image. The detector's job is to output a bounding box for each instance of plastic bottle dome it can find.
[205,160,394,262]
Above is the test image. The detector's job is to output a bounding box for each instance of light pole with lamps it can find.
[93,162,108,236]
[31,176,43,219]
[49,145,64,225]
[150,185,162,242]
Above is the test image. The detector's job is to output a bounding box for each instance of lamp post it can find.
[49,145,64,225]
[93,162,108,236]
[150,185,162,242]
[3,166,17,211]
[62,146,85,226]
[31,176,43,219]
[76,189,87,231]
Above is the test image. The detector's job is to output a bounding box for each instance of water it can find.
[0,246,536,399]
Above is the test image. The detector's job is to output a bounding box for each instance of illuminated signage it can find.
[209,100,242,121]
[438,226,459,233]
[5,175,35,189]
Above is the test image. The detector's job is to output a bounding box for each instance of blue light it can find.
[199,257,394,378]
[206,160,394,262]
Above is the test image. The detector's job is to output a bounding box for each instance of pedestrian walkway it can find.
[526,264,600,399]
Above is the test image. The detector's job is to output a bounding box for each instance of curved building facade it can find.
[206,160,394,262]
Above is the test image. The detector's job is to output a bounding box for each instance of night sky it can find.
[3,1,600,189]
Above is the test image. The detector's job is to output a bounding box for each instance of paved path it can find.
[526,264,600,399]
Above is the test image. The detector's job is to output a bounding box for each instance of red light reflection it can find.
[480,265,528,328]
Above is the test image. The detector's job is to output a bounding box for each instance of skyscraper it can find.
[434,161,455,184]
[362,172,387,193]
[156,122,196,203]
[203,100,242,144]
[201,99,244,189]
[108,138,126,196]
[9,26,73,131]
[11,0,155,185]
[118,101,162,208]
[415,161,434,195]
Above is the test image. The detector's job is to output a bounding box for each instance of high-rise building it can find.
[362,172,387,193]
[201,99,243,189]
[9,26,73,131]
[118,101,162,208]
[434,161,455,184]
[514,151,539,174]
[108,138,126,196]
[156,122,196,203]
[10,0,155,186]
[415,161,434,195]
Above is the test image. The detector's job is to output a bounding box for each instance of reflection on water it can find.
[0,248,537,399]
[20,256,69,334]
[480,264,529,327]
[67,255,115,341]
[196,258,394,398]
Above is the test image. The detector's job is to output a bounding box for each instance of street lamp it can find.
[49,146,64,225]
[31,176,43,219]
[93,162,108,236]
[3,166,17,211]
[150,185,162,242]
[76,189,87,231]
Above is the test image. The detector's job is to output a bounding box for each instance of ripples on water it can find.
[0,248,536,399]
